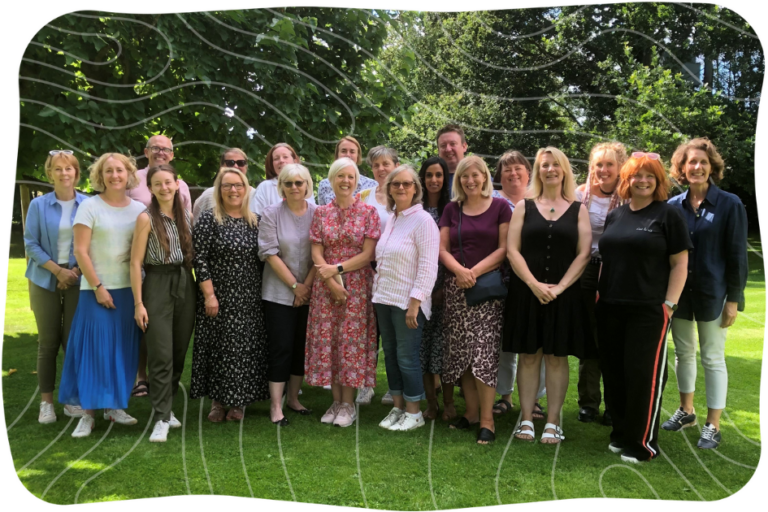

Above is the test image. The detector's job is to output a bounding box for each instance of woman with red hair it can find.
[596,152,691,463]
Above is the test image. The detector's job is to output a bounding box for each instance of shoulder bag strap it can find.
[457,203,467,267]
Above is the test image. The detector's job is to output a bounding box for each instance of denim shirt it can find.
[24,191,88,291]
[668,184,748,322]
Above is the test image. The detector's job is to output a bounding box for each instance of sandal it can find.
[131,381,149,397]
[541,423,565,444]
[424,399,440,420]
[449,416,479,430]
[477,427,496,445]
[208,403,226,423]
[287,406,312,416]
[492,399,513,415]
[226,406,244,422]
[514,420,535,442]
[442,400,457,422]
[532,402,546,421]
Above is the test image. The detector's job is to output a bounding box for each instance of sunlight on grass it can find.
[69,460,109,471]
[17,469,46,478]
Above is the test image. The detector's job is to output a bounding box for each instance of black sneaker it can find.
[608,441,624,454]
[661,407,697,431]
[602,410,613,427]
[578,406,598,423]
[697,423,722,449]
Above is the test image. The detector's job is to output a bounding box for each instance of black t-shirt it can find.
[598,201,692,305]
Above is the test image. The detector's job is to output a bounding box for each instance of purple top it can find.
[438,197,512,275]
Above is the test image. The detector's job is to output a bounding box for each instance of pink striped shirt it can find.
[372,204,440,319]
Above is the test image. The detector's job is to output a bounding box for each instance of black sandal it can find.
[492,399,513,415]
[477,427,496,444]
[131,380,149,397]
[287,406,312,415]
[533,402,546,421]
[449,417,479,430]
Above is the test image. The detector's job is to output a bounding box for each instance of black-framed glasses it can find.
[148,146,174,155]
[224,159,247,167]
[283,180,305,188]
[221,183,245,191]
[49,150,74,156]
[389,181,415,189]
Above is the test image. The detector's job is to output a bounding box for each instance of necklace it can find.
[550,207,555,213]
[599,186,615,196]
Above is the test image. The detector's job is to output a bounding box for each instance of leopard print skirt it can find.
[441,275,504,388]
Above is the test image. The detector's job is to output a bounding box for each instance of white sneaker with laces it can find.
[39,402,57,424]
[149,420,170,442]
[168,412,181,429]
[379,407,404,429]
[333,403,357,427]
[63,404,84,417]
[356,387,374,404]
[104,409,138,425]
[381,391,394,406]
[321,401,342,424]
[72,415,95,438]
[620,454,645,464]
[390,412,425,431]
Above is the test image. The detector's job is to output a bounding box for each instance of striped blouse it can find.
[144,209,192,265]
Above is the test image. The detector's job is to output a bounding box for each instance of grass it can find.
[2,240,764,507]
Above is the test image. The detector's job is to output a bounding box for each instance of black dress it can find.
[190,210,269,406]
[503,199,595,358]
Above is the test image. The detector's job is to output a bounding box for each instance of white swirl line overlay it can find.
[239,405,255,498]
[355,403,369,508]
[277,396,297,501]
[7,385,39,431]
[198,397,214,494]
[17,416,75,473]
[428,418,438,510]
[179,382,191,495]
[658,446,705,501]
[495,410,523,505]
[599,464,661,499]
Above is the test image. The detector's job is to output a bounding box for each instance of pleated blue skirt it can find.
[58,288,141,410]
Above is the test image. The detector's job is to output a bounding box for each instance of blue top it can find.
[24,191,88,291]
[668,184,748,322]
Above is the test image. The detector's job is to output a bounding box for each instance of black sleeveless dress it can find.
[503,199,596,358]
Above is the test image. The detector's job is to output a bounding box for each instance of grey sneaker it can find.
[381,391,394,406]
[697,423,722,449]
[39,402,57,424]
[608,441,624,454]
[662,407,697,431]
[378,407,404,429]
[63,404,84,418]
[168,411,182,429]
[356,387,374,405]
[72,415,95,438]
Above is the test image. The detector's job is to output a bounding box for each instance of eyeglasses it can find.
[389,181,415,189]
[148,146,174,155]
[221,183,245,191]
[283,180,305,188]
[632,152,660,160]
[49,150,74,156]
[224,159,248,167]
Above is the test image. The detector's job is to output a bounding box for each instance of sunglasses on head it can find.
[49,150,74,156]
[224,159,248,167]
[632,152,660,160]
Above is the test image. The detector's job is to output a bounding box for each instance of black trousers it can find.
[596,301,670,461]
[578,261,603,410]
[263,300,309,382]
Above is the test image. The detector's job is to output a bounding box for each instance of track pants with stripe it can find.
[596,301,670,461]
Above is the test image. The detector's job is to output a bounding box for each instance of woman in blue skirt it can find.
[59,152,147,438]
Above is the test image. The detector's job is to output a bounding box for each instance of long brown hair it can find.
[146,164,194,268]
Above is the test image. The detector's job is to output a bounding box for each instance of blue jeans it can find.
[375,303,426,402]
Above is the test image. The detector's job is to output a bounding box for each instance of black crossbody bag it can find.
[457,204,508,306]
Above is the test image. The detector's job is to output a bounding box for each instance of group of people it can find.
[24,125,747,462]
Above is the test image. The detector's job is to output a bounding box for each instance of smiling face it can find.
[282,173,307,202]
[220,171,245,210]
[591,150,620,190]
[145,135,174,167]
[50,156,78,190]
[629,168,657,200]
[371,156,396,185]
[501,162,529,193]
[459,165,486,198]
[224,151,248,174]
[538,152,563,188]
[336,140,359,163]
[102,157,129,193]
[332,166,357,199]
[272,146,297,177]
[149,170,178,205]
[437,132,467,171]
[424,164,444,195]
[684,148,712,186]
[389,172,417,208]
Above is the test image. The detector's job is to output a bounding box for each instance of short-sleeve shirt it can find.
[252,178,316,216]
[598,201,692,305]
[438,197,512,275]
[359,186,392,233]
[127,167,192,211]
[74,195,146,290]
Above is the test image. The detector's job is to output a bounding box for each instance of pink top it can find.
[372,204,440,319]
[127,167,192,211]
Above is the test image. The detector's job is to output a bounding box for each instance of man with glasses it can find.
[192,148,258,225]
[127,135,192,211]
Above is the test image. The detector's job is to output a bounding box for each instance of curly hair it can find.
[669,138,725,185]
[588,142,628,186]
[88,153,139,192]
[617,155,670,201]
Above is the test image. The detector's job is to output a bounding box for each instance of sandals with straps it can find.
[541,423,565,444]
[492,399,513,415]
[514,420,535,442]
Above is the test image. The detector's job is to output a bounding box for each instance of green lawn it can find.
[2,246,764,507]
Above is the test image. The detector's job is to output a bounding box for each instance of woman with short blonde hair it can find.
[527,147,577,201]
[212,168,258,227]
[317,137,378,205]
[88,153,140,192]
[451,156,494,202]
[277,164,314,200]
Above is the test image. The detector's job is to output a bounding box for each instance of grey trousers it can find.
[29,281,80,394]
[144,264,196,421]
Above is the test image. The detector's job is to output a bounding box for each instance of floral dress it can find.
[190,210,269,406]
[420,206,446,375]
[305,198,381,387]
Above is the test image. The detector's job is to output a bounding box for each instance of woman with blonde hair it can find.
[191,168,269,422]
[574,141,628,426]
[58,153,147,437]
[439,156,511,444]
[317,136,378,205]
[25,150,88,424]
[503,147,593,444]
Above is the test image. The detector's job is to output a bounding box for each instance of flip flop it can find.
[533,402,546,421]
[131,381,149,397]
[449,416,479,430]
[477,427,496,444]
[287,406,312,416]
[492,399,513,415]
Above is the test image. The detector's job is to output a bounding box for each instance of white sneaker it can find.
[39,402,57,424]
[104,409,138,425]
[323,385,332,390]
[621,454,645,464]
[149,420,170,442]
[168,412,181,429]
[333,403,357,427]
[72,415,95,438]
[321,401,342,424]
[390,412,425,431]
[356,387,374,404]
[381,391,394,406]
[63,404,84,417]
[379,407,404,429]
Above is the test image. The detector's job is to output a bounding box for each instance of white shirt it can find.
[359,186,392,233]
[576,189,611,257]
[252,178,316,216]
[74,196,146,290]
[56,198,76,264]
[372,204,440,319]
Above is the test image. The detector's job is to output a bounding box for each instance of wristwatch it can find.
[664,300,678,312]
[291,282,299,290]
[337,264,344,275]
[93,283,103,291]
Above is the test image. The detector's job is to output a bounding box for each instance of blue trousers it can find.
[375,303,426,402]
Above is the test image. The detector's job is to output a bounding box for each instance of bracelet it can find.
[135,301,143,307]
[204,297,216,305]
[55,267,63,277]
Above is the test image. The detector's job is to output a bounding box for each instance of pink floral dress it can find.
[305,198,381,387]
